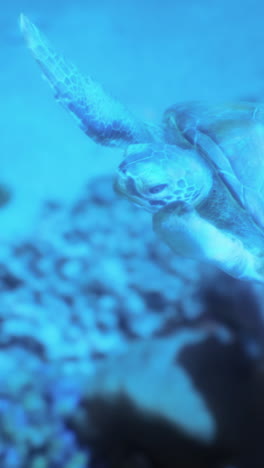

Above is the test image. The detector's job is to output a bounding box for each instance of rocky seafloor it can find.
[0,175,263,468]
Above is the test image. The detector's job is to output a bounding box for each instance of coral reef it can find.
[70,284,264,468]
[71,338,264,468]
[0,175,262,467]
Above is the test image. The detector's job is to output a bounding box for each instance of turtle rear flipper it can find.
[20,14,156,148]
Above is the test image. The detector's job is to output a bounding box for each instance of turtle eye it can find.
[149,183,168,194]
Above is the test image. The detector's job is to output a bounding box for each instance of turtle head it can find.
[115,144,213,213]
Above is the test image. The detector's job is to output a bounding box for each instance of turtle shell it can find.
[163,101,264,231]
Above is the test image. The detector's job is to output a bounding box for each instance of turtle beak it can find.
[113,175,125,198]
[114,172,143,205]
[115,160,144,199]
[114,175,157,213]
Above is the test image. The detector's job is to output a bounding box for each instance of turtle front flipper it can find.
[153,201,264,283]
[20,14,157,148]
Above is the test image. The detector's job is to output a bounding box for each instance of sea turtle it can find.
[20,14,264,283]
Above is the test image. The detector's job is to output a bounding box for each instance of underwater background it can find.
[2,0,264,467]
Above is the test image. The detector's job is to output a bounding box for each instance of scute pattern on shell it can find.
[164,101,264,230]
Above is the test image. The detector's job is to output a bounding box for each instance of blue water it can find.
[2,0,264,237]
[2,1,264,467]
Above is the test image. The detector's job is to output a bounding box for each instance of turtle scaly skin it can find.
[19,14,158,148]
[20,14,264,283]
